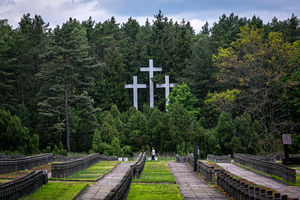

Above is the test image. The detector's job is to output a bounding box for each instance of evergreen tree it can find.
[0,108,30,154]
[0,20,17,112]
[95,46,130,111]
[147,107,165,152]
[125,108,148,151]
[167,102,195,153]
[37,18,97,152]
[216,111,234,154]
[181,34,216,101]
[234,112,260,154]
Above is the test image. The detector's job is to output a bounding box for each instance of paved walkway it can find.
[168,162,225,200]
[218,163,300,199]
[77,162,131,200]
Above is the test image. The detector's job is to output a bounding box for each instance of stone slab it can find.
[168,161,225,200]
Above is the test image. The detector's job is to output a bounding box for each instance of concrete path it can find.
[218,163,300,199]
[168,162,225,200]
[77,162,131,200]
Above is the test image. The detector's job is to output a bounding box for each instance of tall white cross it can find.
[125,76,147,110]
[156,75,176,107]
[140,59,162,108]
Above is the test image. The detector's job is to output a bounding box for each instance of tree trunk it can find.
[65,81,71,153]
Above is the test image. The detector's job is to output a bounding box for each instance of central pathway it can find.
[168,162,225,200]
[77,162,132,200]
[218,163,300,199]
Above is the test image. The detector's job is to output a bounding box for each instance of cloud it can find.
[0,0,299,33]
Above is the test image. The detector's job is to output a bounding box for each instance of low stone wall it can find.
[217,169,297,200]
[131,152,146,179]
[234,153,296,183]
[105,152,146,200]
[51,153,102,178]
[241,153,275,162]
[0,170,48,200]
[0,153,53,174]
[186,153,215,182]
[283,154,300,165]
[207,154,231,163]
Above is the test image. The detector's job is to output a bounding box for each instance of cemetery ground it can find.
[1,154,300,200]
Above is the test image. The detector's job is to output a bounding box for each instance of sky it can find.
[0,0,299,33]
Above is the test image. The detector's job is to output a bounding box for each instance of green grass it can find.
[235,163,300,186]
[50,160,118,181]
[127,183,183,200]
[20,181,88,200]
[134,160,176,183]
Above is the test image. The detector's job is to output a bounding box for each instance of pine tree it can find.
[0,20,17,112]
[37,18,97,152]
[96,46,130,111]
[216,111,234,154]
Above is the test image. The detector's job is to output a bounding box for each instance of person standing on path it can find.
[152,147,155,160]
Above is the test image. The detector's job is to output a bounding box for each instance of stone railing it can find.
[186,153,215,182]
[105,152,146,200]
[176,154,187,163]
[0,170,48,200]
[234,153,296,183]
[51,153,102,178]
[207,154,231,163]
[217,169,298,200]
[0,153,53,174]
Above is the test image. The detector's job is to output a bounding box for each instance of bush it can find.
[52,142,67,156]
[43,146,51,153]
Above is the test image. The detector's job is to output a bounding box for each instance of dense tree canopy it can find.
[0,12,299,155]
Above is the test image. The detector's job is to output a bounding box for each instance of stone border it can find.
[0,170,48,200]
[0,153,53,174]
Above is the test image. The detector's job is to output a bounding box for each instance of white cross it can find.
[156,75,176,107]
[140,59,162,108]
[125,76,147,110]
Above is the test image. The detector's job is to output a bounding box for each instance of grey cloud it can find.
[0,0,15,6]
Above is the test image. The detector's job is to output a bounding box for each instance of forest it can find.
[0,11,299,157]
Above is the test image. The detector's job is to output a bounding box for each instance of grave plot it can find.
[127,157,183,200]
[0,163,51,180]
[133,158,176,183]
[50,160,119,181]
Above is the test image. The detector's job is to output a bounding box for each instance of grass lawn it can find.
[50,160,118,181]
[20,181,88,200]
[127,183,183,200]
[134,160,176,183]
